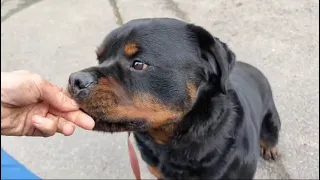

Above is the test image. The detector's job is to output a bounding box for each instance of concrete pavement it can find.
[1,0,319,179]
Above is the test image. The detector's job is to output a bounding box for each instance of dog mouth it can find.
[79,108,147,133]
[93,119,147,132]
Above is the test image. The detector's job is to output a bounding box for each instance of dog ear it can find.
[187,24,236,94]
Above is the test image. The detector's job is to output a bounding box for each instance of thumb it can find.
[37,78,79,111]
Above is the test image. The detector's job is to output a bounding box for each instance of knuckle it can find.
[47,131,56,137]
[16,70,33,76]
[30,74,45,98]
[43,116,59,136]
[19,71,41,84]
[56,116,67,127]
[45,127,57,136]
[56,116,63,123]
[43,132,54,137]
[42,126,56,137]
[53,115,61,124]
[33,74,45,86]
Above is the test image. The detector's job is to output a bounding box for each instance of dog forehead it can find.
[98,18,199,63]
[124,18,188,31]
[107,19,190,44]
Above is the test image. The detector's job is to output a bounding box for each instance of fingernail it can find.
[88,118,95,130]
[33,116,43,125]
[63,123,75,136]
[84,116,95,130]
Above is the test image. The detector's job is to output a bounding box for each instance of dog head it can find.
[68,18,235,133]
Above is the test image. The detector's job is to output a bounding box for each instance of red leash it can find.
[127,132,141,180]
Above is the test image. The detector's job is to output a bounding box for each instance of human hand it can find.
[1,70,95,137]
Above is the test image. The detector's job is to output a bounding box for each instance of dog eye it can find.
[132,61,148,70]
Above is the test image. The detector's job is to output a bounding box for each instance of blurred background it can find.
[1,0,319,179]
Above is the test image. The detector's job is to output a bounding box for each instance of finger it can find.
[35,76,79,111]
[54,114,76,136]
[32,115,58,137]
[32,114,75,136]
[49,107,95,130]
[62,88,72,98]
[31,129,46,137]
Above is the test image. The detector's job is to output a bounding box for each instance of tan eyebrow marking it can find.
[124,42,138,57]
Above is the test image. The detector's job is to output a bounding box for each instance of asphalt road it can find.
[1,0,319,179]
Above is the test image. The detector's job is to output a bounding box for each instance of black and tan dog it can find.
[68,18,281,179]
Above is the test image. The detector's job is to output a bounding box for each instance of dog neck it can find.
[173,89,242,147]
[148,122,179,144]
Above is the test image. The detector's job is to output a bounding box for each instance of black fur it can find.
[68,18,281,179]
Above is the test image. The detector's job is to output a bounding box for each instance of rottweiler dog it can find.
[68,18,281,179]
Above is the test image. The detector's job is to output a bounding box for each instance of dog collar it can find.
[128,132,141,180]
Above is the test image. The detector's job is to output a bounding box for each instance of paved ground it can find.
[1,0,319,179]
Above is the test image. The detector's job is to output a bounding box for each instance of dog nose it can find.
[69,72,96,95]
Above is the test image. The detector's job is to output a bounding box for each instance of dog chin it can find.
[92,118,148,133]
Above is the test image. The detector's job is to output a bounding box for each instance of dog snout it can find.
[68,71,96,98]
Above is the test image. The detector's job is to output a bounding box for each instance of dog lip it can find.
[68,88,90,102]
[93,118,147,132]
